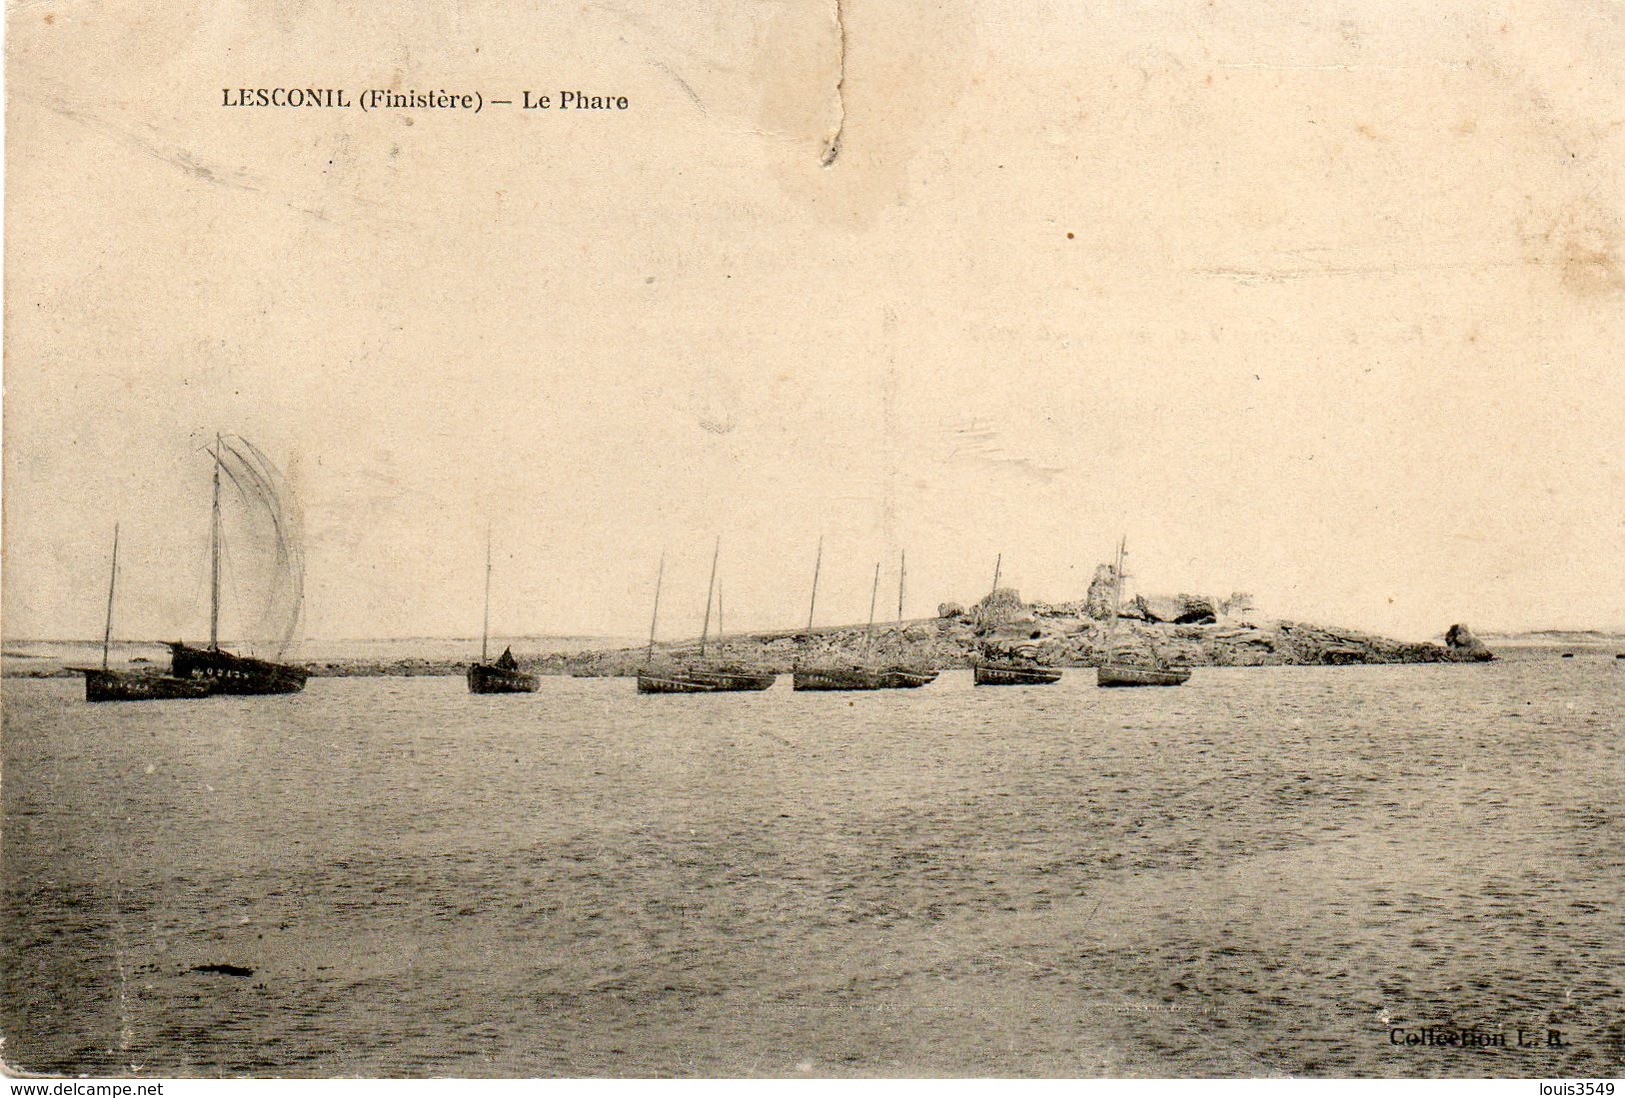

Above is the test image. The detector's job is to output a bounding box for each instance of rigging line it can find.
[217,442,292,555]
[214,439,304,654]
[216,442,298,585]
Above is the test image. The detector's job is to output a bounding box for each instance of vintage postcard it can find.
[3,0,1622,1081]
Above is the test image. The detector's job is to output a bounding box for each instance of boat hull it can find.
[168,643,308,695]
[75,668,215,702]
[702,670,776,691]
[1096,663,1191,687]
[467,663,540,693]
[793,668,885,691]
[877,667,938,689]
[973,664,1062,686]
[793,666,937,691]
[638,669,776,693]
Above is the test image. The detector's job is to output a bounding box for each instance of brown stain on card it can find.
[1525,201,1625,300]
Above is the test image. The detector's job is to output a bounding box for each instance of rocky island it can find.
[532,565,1496,678]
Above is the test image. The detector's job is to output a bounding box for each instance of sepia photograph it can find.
[3,0,1622,1083]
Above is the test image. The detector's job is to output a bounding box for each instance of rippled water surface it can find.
[4,658,1621,1077]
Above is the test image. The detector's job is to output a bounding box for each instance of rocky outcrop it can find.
[1444,623,1495,661]
[937,601,965,618]
[974,587,1026,626]
[1083,564,1117,620]
[1122,593,1217,625]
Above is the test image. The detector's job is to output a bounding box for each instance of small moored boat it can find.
[1096,662,1192,687]
[1096,537,1190,688]
[879,666,938,688]
[973,662,1062,686]
[79,667,215,702]
[792,542,884,692]
[969,554,1061,687]
[467,530,539,694]
[637,541,777,694]
[875,551,937,688]
[639,669,776,693]
[792,667,884,691]
[793,556,936,691]
[469,646,538,694]
[73,524,215,702]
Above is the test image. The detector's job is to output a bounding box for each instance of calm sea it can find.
[3,655,1620,1077]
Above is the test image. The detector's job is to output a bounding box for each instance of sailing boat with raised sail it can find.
[1097,537,1191,687]
[166,435,308,694]
[972,553,1061,686]
[637,540,775,693]
[73,524,211,701]
[467,527,539,693]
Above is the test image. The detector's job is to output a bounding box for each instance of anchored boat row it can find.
[75,436,1189,703]
[612,536,1186,694]
[626,539,949,695]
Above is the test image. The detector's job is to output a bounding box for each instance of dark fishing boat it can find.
[1096,662,1192,687]
[168,643,309,694]
[792,667,884,691]
[693,577,774,691]
[73,525,214,701]
[973,662,1062,686]
[467,529,539,694]
[1096,537,1190,688]
[699,669,776,690]
[81,668,214,701]
[793,558,897,692]
[877,550,937,688]
[469,646,538,694]
[637,541,777,694]
[640,668,776,693]
[795,659,937,693]
[879,667,938,688]
[168,436,307,695]
[971,553,1062,686]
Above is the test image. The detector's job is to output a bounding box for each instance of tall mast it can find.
[699,536,719,660]
[102,523,120,671]
[806,536,823,631]
[717,582,724,646]
[1108,536,1128,653]
[990,553,1002,598]
[481,525,492,662]
[209,434,222,651]
[646,551,665,665]
[866,562,880,651]
[897,550,906,624]
[1114,538,1127,617]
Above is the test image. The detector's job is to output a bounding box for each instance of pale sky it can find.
[6,0,1623,645]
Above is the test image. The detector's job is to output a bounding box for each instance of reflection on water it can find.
[3,660,1621,1077]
